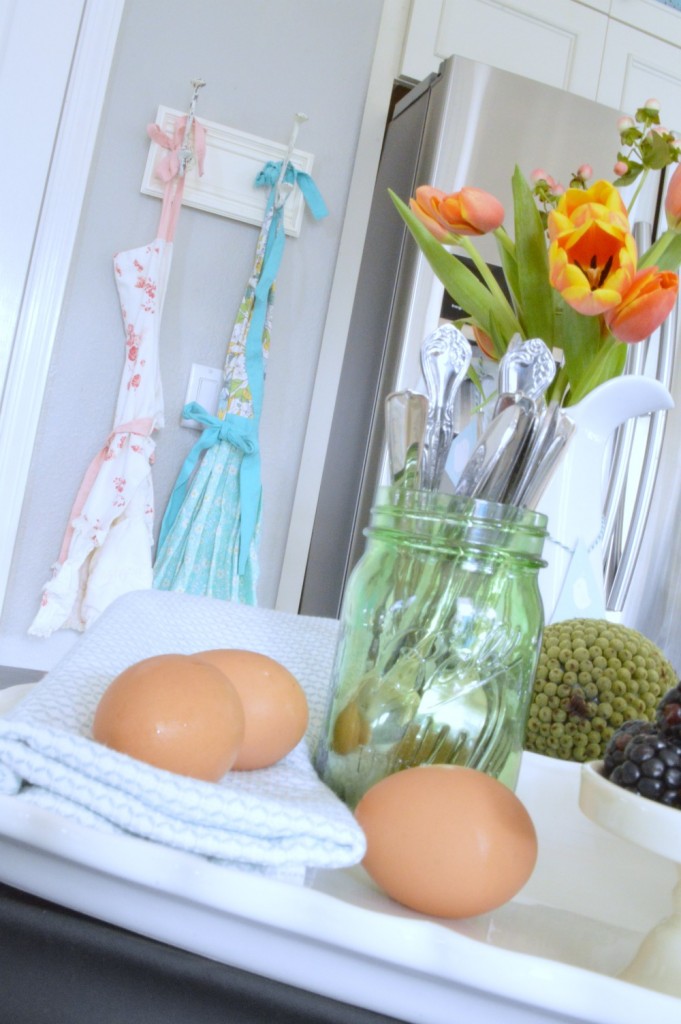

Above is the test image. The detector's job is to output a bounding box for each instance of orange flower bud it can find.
[604,267,678,343]
[411,184,504,239]
[439,187,505,236]
[471,324,498,361]
[664,162,681,231]
[409,187,458,242]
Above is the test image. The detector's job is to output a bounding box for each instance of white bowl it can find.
[580,760,681,998]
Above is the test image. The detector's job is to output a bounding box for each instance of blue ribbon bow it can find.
[255,161,329,221]
[157,402,260,575]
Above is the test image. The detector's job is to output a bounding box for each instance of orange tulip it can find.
[471,324,498,361]
[410,184,504,238]
[665,162,681,231]
[604,266,679,343]
[548,180,636,316]
[409,187,458,242]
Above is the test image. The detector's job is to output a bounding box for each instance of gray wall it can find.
[2,0,383,657]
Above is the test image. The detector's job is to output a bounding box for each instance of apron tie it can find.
[58,417,155,564]
[157,402,260,574]
[147,117,207,242]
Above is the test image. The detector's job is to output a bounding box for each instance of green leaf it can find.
[552,296,626,405]
[619,127,643,147]
[604,339,628,380]
[553,297,601,400]
[656,233,681,271]
[389,190,520,343]
[613,162,644,187]
[493,227,520,313]
[511,166,555,346]
[486,309,507,360]
[639,229,681,271]
[636,105,660,126]
[546,363,569,405]
[563,327,627,406]
[640,131,676,170]
[466,363,485,398]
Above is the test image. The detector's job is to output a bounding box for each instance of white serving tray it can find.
[0,683,678,1024]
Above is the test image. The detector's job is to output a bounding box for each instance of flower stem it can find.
[638,227,678,269]
[456,233,520,333]
[493,225,515,260]
[626,167,649,217]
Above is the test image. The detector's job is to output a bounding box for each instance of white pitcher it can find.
[536,375,674,624]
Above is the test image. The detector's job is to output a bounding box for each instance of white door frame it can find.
[0,0,126,619]
[275,0,412,613]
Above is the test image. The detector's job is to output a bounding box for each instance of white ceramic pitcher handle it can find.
[567,375,674,439]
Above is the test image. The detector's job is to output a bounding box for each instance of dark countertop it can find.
[0,882,408,1024]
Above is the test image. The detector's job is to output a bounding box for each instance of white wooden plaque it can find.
[141,106,315,237]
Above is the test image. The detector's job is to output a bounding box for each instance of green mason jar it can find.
[314,486,548,809]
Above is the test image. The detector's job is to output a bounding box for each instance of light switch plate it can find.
[181,363,223,429]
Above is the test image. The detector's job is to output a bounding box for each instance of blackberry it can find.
[603,727,681,807]
[602,719,658,775]
[656,685,681,738]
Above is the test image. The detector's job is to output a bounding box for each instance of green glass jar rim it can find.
[365,486,548,565]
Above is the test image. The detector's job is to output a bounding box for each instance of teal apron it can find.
[153,160,327,602]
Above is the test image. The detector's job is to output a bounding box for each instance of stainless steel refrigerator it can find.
[300,55,679,670]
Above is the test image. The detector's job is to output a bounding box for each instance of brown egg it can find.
[195,649,308,770]
[355,764,538,918]
[92,653,245,781]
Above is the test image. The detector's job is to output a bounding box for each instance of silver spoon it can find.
[513,404,575,508]
[477,397,537,503]
[504,399,561,505]
[419,325,472,491]
[385,390,429,490]
[494,336,556,415]
[454,401,534,500]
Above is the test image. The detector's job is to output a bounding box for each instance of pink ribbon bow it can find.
[147,116,207,183]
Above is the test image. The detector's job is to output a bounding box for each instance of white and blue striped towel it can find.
[0,591,365,883]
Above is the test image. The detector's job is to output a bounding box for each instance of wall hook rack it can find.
[141,105,315,237]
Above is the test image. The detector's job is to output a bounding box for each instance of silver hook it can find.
[275,111,308,207]
[179,78,206,176]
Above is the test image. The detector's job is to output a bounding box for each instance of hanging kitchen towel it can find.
[153,160,328,604]
[0,590,363,883]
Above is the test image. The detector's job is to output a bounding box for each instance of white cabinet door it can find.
[401,0,443,80]
[402,0,609,96]
[597,19,681,131]
[610,0,681,46]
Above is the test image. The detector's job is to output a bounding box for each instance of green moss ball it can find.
[524,619,678,763]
